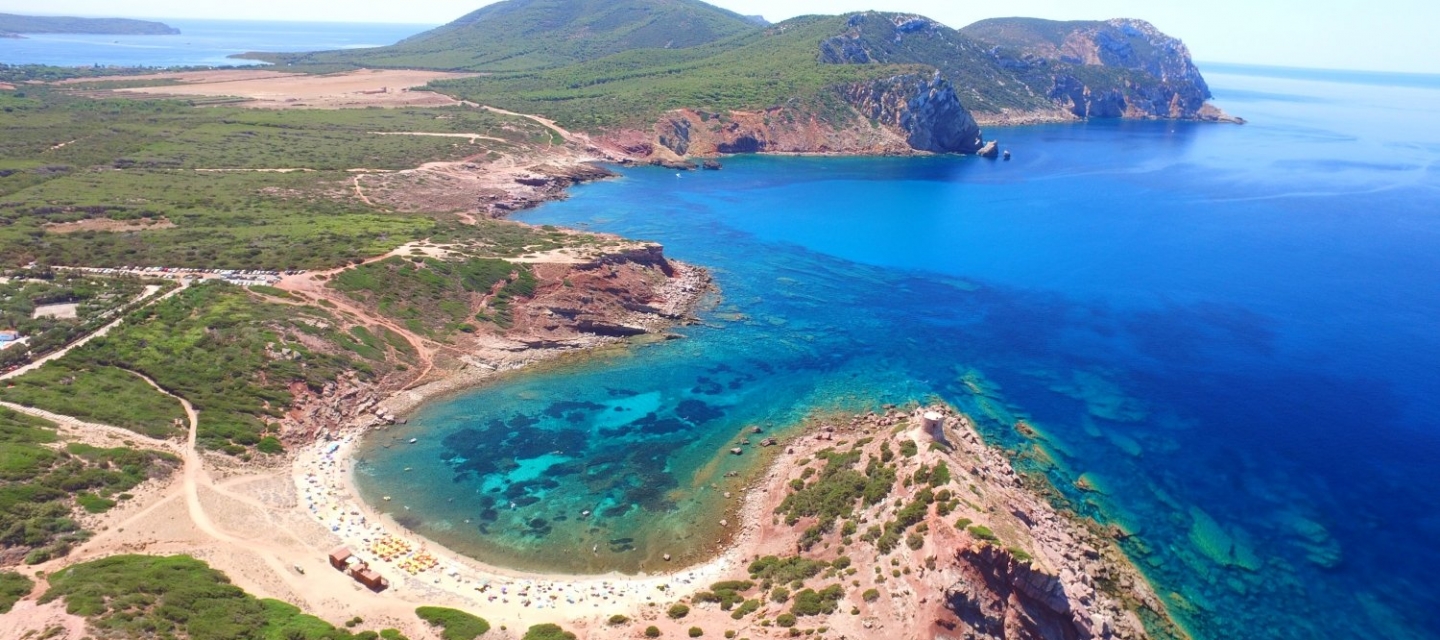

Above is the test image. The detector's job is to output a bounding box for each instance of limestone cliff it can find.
[639,104,942,159]
[841,72,984,153]
[632,71,982,158]
[820,12,1235,126]
[960,17,1239,124]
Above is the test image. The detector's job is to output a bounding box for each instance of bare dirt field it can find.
[45,217,177,234]
[105,69,476,109]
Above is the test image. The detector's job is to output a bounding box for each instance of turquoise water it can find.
[0,20,427,68]
[353,67,1440,638]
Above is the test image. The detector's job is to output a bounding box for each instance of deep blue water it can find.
[357,66,1440,639]
[0,20,428,68]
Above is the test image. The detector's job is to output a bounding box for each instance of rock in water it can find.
[977,141,1000,158]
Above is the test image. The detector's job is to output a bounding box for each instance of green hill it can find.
[0,13,179,35]
[254,2,1228,153]
[264,0,759,72]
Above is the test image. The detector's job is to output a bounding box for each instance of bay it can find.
[358,66,1440,639]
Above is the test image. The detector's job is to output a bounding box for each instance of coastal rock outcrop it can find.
[840,72,984,154]
[961,17,1239,124]
[945,544,1086,640]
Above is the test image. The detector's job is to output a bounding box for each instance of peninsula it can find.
[0,13,180,36]
[0,1,1232,638]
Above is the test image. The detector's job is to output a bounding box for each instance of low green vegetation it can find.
[521,623,577,640]
[415,606,491,639]
[692,580,754,611]
[790,584,844,616]
[668,602,691,619]
[0,270,149,368]
[0,570,32,613]
[775,442,896,551]
[41,554,405,640]
[16,284,388,452]
[0,363,186,438]
[332,256,536,336]
[645,627,661,638]
[0,408,178,563]
[0,90,557,271]
[254,0,760,74]
[747,555,828,587]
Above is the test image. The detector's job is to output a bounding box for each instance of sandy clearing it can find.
[115,69,477,109]
[51,69,297,86]
[45,217,177,234]
[31,303,78,319]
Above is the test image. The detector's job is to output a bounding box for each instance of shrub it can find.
[256,436,285,454]
[770,586,790,603]
[415,606,491,639]
[0,571,34,614]
[689,627,704,637]
[776,613,797,628]
[967,525,998,542]
[906,532,925,550]
[645,626,662,638]
[862,588,881,602]
[668,603,691,619]
[730,599,760,619]
[898,440,918,458]
[608,614,630,625]
[522,623,576,640]
[790,584,844,616]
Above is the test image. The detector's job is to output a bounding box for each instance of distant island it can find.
[0,13,180,36]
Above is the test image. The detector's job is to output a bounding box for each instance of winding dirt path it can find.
[473,104,579,144]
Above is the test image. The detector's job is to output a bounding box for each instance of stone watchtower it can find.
[921,409,948,444]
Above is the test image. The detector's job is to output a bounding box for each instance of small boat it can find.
[383,496,392,501]
[408,438,418,444]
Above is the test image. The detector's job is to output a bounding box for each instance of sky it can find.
[1,0,1433,74]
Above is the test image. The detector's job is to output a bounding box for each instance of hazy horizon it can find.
[1,0,1434,75]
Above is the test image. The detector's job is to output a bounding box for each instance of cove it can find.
[354,67,1440,639]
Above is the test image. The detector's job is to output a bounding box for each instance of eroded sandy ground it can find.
[97,69,476,109]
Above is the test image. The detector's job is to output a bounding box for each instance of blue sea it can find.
[355,68,1440,639]
[0,19,428,68]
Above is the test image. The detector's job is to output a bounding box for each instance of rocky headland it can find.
[0,13,179,35]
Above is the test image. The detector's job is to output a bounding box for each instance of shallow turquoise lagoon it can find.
[356,68,1440,639]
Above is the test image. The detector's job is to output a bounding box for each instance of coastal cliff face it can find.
[641,104,932,159]
[821,12,1232,126]
[945,545,1091,640]
[960,17,1235,124]
[841,72,984,153]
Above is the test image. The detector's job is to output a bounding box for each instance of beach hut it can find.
[328,547,353,570]
[355,569,389,591]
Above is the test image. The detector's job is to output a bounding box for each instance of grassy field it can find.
[0,407,178,564]
[42,554,409,639]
